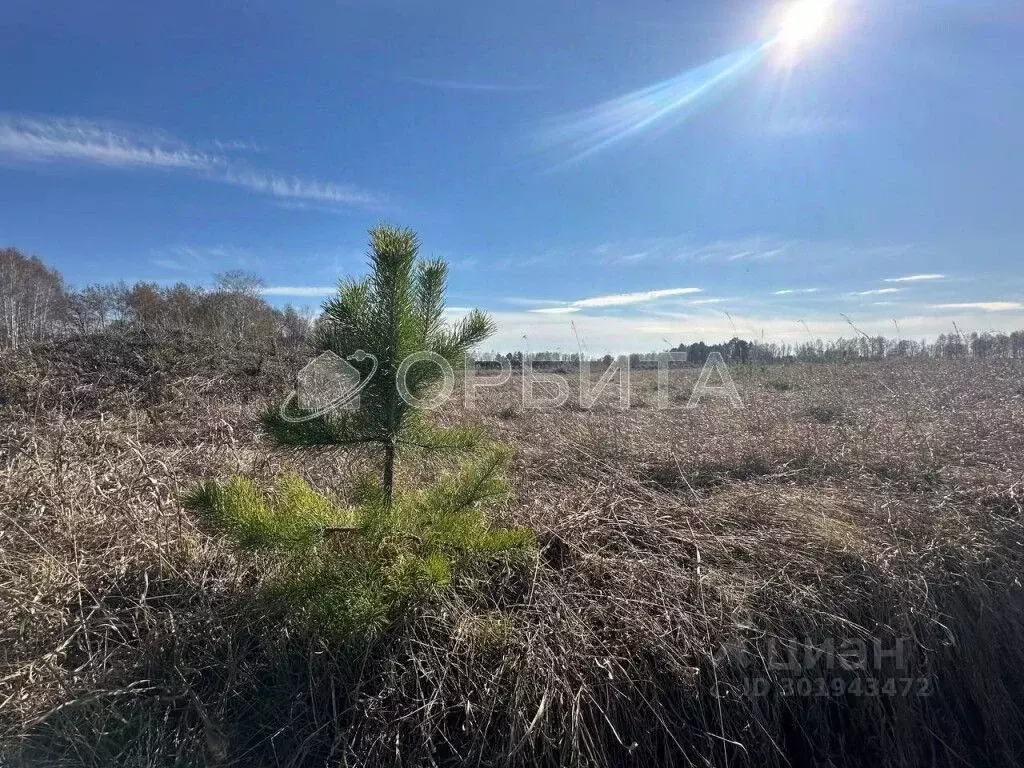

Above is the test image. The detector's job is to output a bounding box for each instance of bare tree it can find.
[211,270,273,345]
[214,269,264,296]
[0,247,68,350]
[120,282,165,333]
[278,304,312,347]
[66,283,124,335]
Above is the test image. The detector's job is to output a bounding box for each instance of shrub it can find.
[185,446,534,641]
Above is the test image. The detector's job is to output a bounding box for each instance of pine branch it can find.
[415,258,448,342]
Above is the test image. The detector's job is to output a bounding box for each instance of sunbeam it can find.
[537,43,771,164]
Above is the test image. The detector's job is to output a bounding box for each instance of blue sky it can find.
[2,0,1023,352]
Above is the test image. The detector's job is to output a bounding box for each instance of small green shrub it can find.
[185,447,534,641]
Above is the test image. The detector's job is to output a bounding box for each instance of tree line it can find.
[5,245,1024,364]
[477,329,1024,368]
[666,332,1024,364]
[0,247,311,353]
[691,332,1024,364]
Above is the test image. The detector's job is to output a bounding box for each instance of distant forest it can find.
[0,247,311,355]
[478,328,1024,368]
[4,246,1024,365]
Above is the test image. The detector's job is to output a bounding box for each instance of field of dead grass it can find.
[2,351,1024,766]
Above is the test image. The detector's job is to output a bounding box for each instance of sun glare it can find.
[777,0,832,48]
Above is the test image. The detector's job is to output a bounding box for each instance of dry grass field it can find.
[3,350,1024,766]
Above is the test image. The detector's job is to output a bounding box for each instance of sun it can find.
[777,0,833,48]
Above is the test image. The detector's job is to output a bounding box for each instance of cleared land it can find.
[2,347,1024,766]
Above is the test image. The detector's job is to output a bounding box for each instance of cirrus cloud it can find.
[0,115,214,170]
[855,288,902,296]
[0,113,382,210]
[527,287,703,314]
[931,302,1024,312]
[884,274,946,283]
[773,287,819,295]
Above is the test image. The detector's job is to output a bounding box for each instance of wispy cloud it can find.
[0,115,215,170]
[590,237,915,272]
[262,286,336,297]
[616,251,651,264]
[884,273,946,283]
[528,287,702,314]
[575,288,702,308]
[856,288,902,296]
[593,235,790,265]
[531,306,582,315]
[401,76,541,93]
[209,138,264,153]
[932,302,1024,312]
[727,247,787,261]
[151,244,251,274]
[773,287,819,295]
[150,245,211,273]
[220,169,381,207]
[680,237,789,263]
[522,234,897,271]
[0,114,381,209]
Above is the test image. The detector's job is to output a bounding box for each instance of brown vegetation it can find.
[2,345,1024,766]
